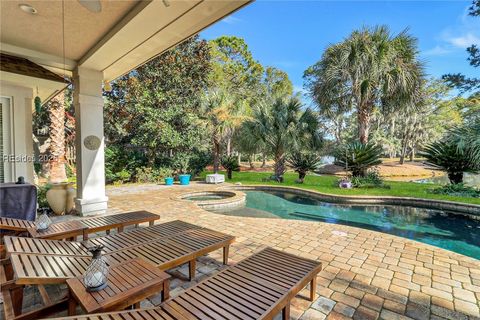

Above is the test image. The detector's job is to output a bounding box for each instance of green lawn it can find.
[200,171,480,205]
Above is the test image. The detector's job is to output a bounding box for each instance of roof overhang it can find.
[1,0,252,82]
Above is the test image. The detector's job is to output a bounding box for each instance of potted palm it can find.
[174,155,191,185]
[159,167,174,186]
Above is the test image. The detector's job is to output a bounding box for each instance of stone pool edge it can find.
[228,185,480,218]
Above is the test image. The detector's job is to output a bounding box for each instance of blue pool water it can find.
[212,190,480,259]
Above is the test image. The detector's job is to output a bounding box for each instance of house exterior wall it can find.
[0,82,34,183]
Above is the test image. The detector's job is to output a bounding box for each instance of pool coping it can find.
[228,184,480,218]
[172,190,246,211]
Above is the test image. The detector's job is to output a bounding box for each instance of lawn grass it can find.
[200,171,480,205]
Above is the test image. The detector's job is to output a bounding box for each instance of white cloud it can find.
[222,15,242,25]
[422,45,451,57]
[445,33,480,49]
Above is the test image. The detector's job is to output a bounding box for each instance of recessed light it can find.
[19,4,37,14]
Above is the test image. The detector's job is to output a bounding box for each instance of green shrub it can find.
[422,140,479,184]
[135,167,155,183]
[221,155,240,179]
[334,141,382,177]
[158,167,174,179]
[287,152,322,183]
[429,183,480,198]
[105,145,146,183]
[114,169,131,184]
[37,184,51,208]
[188,151,212,178]
[350,169,390,189]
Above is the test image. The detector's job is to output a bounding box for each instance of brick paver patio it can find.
[12,182,480,320]
[103,182,480,320]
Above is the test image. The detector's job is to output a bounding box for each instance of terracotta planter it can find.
[65,183,76,214]
[46,183,67,215]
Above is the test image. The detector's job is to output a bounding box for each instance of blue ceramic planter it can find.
[179,174,191,185]
[164,177,174,186]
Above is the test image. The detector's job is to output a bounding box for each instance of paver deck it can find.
[104,183,480,320]
[8,182,480,320]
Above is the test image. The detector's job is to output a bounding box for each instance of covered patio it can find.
[0,0,250,215]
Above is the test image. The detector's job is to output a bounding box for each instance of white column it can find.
[73,67,108,215]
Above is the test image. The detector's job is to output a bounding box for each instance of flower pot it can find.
[164,177,174,186]
[179,174,191,185]
[65,183,76,214]
[46,183,67,215]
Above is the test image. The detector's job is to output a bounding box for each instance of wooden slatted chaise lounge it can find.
[53,247,322,320]
[1,221,235,319]
[3,220,202,256]
[1,211,160,242]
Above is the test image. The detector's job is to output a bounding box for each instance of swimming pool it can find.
[210,190,480,259]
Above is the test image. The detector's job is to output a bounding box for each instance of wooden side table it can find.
[28,220,88,241]
[66,258,170,315]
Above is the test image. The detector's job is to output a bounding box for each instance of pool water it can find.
[212,190,480,259]
[185,195,226,201]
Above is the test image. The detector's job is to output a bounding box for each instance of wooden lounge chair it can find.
[1,211,160,242]
[1,222,235,319]
[3,220,205,256]
[54,247,322,320]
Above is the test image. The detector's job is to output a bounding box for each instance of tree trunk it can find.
[226,137,231,156]
[409,148,415,161]
[227,169,232,179]
[248,155,254,169]
[237,152,241,166]
[448,172,463,184]
[48,91,67,183]
[357,107,371,144]
[213,138,220,174]
[261,153,266,168]
[298,170,306,183]
[273,152,285,180]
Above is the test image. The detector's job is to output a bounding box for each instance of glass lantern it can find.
[83,245,109,292]
[35,208,51,231]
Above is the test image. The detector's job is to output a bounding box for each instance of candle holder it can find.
[83,245,109,292]
[35,208,51,231]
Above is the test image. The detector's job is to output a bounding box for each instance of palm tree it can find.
[201,90,247,173]
[249,95,322,178]
[48,91,67,183]
[305,25,424,144]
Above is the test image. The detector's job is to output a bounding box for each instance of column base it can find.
[75,197,108,216]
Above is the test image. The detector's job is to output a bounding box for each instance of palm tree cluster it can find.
[305,25,425,144]
[246,96,323,179]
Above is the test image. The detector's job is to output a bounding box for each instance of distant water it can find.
[414,173,480,187]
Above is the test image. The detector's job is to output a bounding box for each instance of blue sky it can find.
[201,1,479,100]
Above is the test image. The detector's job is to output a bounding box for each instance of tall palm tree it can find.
[201,90,247,173]
[305,25,424,144]
[48,91,67,183]
[249,95,322,178]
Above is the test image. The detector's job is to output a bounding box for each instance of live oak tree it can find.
[104,36,211,172]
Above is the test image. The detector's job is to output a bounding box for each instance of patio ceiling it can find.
[1,0,251,81]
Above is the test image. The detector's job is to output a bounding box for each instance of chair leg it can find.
[189,260,196,281]
[282,303,290,320]
[162,278,170,302]
[149,221,154,226]
[309,277,317,301]
[223,245,230,265]
[11,285,24,316]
